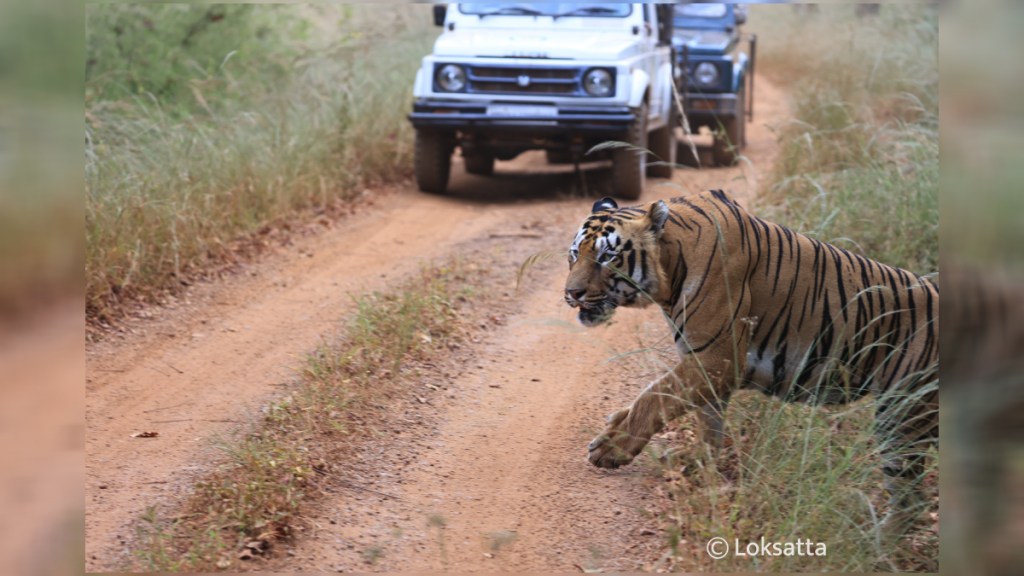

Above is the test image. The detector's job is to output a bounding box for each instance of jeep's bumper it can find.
[685,92,742,122]
[408,100,635,135]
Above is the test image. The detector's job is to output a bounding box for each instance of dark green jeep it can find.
[673,2,756,166]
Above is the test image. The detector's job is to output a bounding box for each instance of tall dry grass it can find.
[753,3,938,274]
[86,4,436,321]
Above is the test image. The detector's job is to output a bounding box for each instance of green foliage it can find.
[86,5,304,109]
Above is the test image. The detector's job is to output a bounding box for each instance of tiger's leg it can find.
[588,319,751,469]
[661,397,732,470]
[874,386,937,540]
[879,452,927,539]
[698,396,731,452]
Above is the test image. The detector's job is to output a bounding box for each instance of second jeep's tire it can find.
[712,82,746,167]
[414,129,453,194]
[612,102,648,201]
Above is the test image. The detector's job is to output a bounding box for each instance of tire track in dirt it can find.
[282,255,667,572]
[86,75,786,572]
[86,192,523,570]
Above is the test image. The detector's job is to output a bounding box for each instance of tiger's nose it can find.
[565,288,586,302]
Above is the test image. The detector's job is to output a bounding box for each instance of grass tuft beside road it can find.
[135,263,468,572]
[86,4,436,324]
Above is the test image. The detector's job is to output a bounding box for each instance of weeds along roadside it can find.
[645,5,939,572]
[134,261,474,572]
[85,4,436,324]
[752,3,938,275]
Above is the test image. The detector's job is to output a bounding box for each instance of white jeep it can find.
[409,3,677,199]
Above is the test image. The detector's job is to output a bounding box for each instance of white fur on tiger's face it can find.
[564,197,669,327]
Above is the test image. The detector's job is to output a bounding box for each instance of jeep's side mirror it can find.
[433,4,447,27]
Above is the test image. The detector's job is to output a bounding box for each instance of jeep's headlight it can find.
[436,64,466,92]
[694,62,719,88]
[582,68,614,97]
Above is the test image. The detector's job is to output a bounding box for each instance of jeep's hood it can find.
[434,29,645,61]
[673,30,733,54]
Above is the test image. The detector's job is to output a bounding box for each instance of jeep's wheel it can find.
[712,82,747,167]
[647,103,677,179]
[676,138,701,168]
[463,153,495,176]
[414,129,453,194]
[612,102,648,201]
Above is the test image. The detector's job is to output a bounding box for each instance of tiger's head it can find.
[564,197,670,327]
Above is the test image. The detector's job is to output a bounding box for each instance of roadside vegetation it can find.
[652,4,939,572]
[85,4,435,323]
[754,3,938,274]
[135,263,470,572]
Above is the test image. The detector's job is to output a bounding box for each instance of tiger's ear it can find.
[592,197,618,213]
[648,200,670,237]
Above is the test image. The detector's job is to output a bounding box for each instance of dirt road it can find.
[85,76,786,572]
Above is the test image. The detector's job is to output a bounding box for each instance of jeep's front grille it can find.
[466,66,583,96]
[471,67,578,80]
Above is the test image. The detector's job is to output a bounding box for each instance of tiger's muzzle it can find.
[564,289,616,326]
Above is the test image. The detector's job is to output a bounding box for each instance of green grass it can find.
[645,4,940,572]
[134,263,468,572]
[750,3,938,274]
[86,4,437,322]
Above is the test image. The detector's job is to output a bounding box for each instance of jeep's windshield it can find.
[676,3,728,19]
[459,3,632,18]
[674,2,734,30]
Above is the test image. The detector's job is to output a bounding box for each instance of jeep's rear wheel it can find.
[647,102,677,179]
[414,129,453,194]
[712,82,746,167]
[612,102,648,201]
[463,153,495,176]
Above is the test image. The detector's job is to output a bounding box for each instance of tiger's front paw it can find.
[587,408,647,469]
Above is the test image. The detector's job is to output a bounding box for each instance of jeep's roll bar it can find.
[655,4,674,46]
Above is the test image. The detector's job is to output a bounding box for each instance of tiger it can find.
[564,189,938,539]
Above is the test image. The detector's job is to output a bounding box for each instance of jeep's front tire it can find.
[415,129,453,193]
[712,81,746,167]
[612,102,648,201]
[463,153,495,176]
[647,102,677,179]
